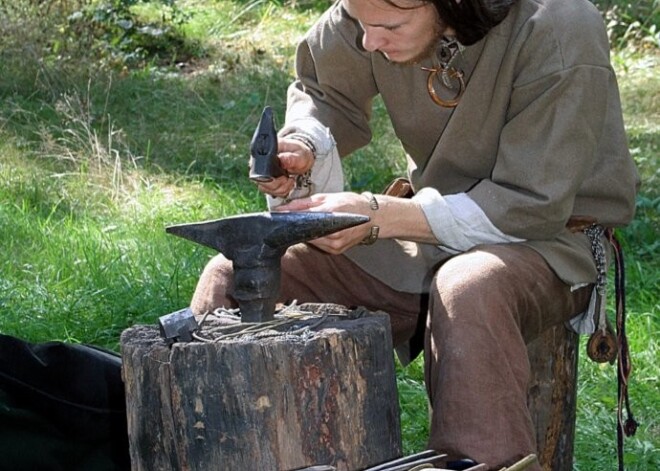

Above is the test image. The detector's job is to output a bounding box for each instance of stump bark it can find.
[120,305,402,471]
[527,323,579,471]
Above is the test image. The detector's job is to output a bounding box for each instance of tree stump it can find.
[120,304,402,471]
[527,323,579,471]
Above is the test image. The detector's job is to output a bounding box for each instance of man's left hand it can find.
[276,192,375,254]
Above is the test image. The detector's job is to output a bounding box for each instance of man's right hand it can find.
[256,137,315,198]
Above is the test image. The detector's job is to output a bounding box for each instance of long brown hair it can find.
[382,0,518,45]
[430,0,517,45]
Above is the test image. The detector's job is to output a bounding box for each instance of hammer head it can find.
[249,106,286,183]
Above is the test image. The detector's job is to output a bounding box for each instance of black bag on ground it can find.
[0,334,130,471]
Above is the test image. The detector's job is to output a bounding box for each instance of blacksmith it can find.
[190,0,640,469]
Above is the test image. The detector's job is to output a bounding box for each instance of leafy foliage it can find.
[0,0,201,70]
[591,0,660,49]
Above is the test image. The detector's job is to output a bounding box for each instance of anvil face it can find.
[167,211,369,322]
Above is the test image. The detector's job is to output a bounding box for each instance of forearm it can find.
[368,194,438,244]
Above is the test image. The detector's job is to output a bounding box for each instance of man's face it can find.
[342,0,451,64]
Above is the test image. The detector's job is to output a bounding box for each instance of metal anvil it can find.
[167,211,369,323]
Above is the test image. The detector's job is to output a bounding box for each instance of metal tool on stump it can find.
[158,307,198,345]
[167,211,368,322]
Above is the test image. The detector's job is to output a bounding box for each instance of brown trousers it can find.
[190,243,591,470]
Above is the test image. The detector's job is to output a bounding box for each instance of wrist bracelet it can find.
[360,192,380,245]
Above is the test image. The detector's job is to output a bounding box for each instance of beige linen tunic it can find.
[285,0,639,295]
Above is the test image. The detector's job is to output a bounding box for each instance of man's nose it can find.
[362,27,386,52]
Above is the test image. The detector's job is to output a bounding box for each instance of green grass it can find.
[0,1,658,468]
